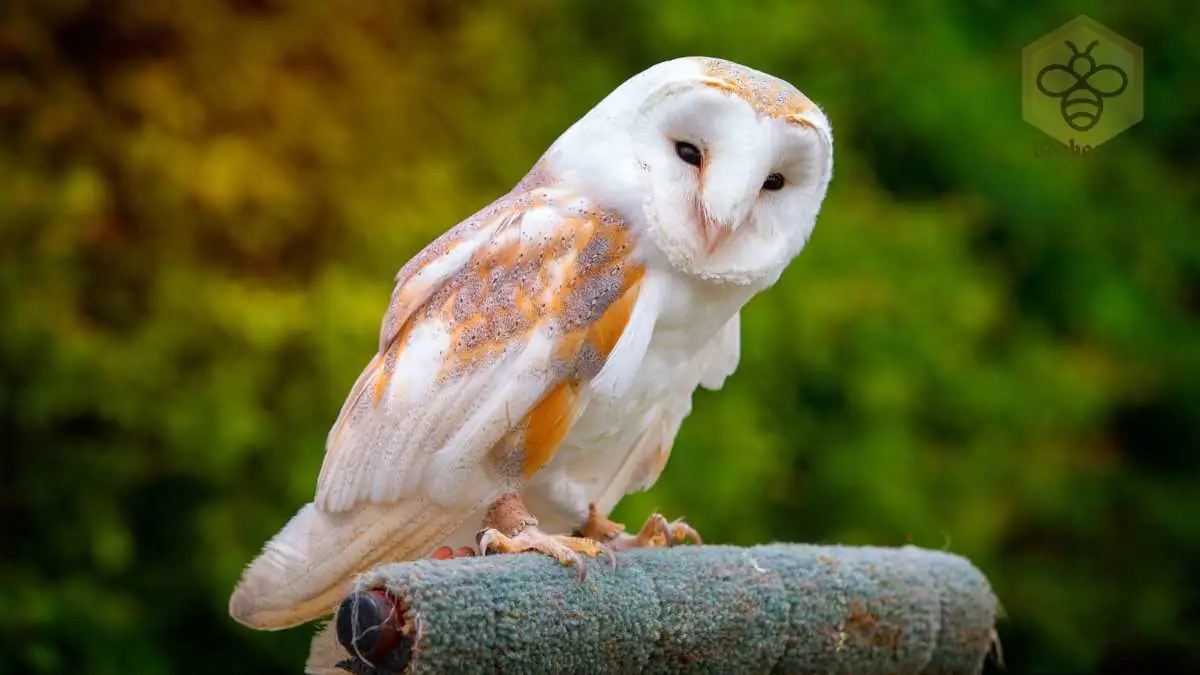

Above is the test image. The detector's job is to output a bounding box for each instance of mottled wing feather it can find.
[315,189,647,514]
[376,195,527,354]
[321,218,509,474]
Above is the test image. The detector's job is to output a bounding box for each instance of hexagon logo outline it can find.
[1022,15,1143,149]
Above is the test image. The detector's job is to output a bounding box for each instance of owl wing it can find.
[231,191,658,630]
[315,190,652,514]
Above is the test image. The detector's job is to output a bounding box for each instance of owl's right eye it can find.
[674,141,703,168]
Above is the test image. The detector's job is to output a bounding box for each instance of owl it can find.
[230,56,834,632]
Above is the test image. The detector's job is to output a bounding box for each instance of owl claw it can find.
[475,526,606,580]
[606,512,703,551]
[598,541,619,570]
[668,518,703,545]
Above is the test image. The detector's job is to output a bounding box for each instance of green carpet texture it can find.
[332,543,1000,674]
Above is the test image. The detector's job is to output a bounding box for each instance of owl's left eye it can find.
[762,173,785,191]
[675,141,703,168]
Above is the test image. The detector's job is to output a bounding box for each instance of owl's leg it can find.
[475,493,612,575]
[577,504,702,551]
[528,471,702,552]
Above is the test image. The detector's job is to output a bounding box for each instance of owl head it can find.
[545,56,834,286]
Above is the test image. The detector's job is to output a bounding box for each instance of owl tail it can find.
[229,499,463,630]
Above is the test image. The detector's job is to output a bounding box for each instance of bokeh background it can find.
[2,1,1197,673]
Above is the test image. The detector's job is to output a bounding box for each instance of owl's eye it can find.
[675,141,702,168]
[762,173,785,191]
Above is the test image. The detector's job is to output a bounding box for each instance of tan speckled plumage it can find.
[700,57,818,128]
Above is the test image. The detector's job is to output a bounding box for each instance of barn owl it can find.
[230,56,833,632]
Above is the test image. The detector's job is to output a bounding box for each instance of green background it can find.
[2,2,1197,673]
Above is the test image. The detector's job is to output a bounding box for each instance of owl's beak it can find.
[698,161,756,254]
[701,217,733,254]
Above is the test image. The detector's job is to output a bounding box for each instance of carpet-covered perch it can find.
[321,543,1000,675]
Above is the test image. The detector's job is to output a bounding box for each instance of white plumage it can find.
[230,56,834,632]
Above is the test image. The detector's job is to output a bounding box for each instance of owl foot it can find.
[579,505,702,551]
[577,503,627,540]
[475,492,613,579]
[476,527,612,580]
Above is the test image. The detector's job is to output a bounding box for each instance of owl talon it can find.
[474,528,505,557]
[668,518,703,545]
[599,542,619,570]
[607,512,702,551]
[475,526,606,579]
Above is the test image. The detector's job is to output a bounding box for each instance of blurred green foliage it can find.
[2,1,1197,673]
